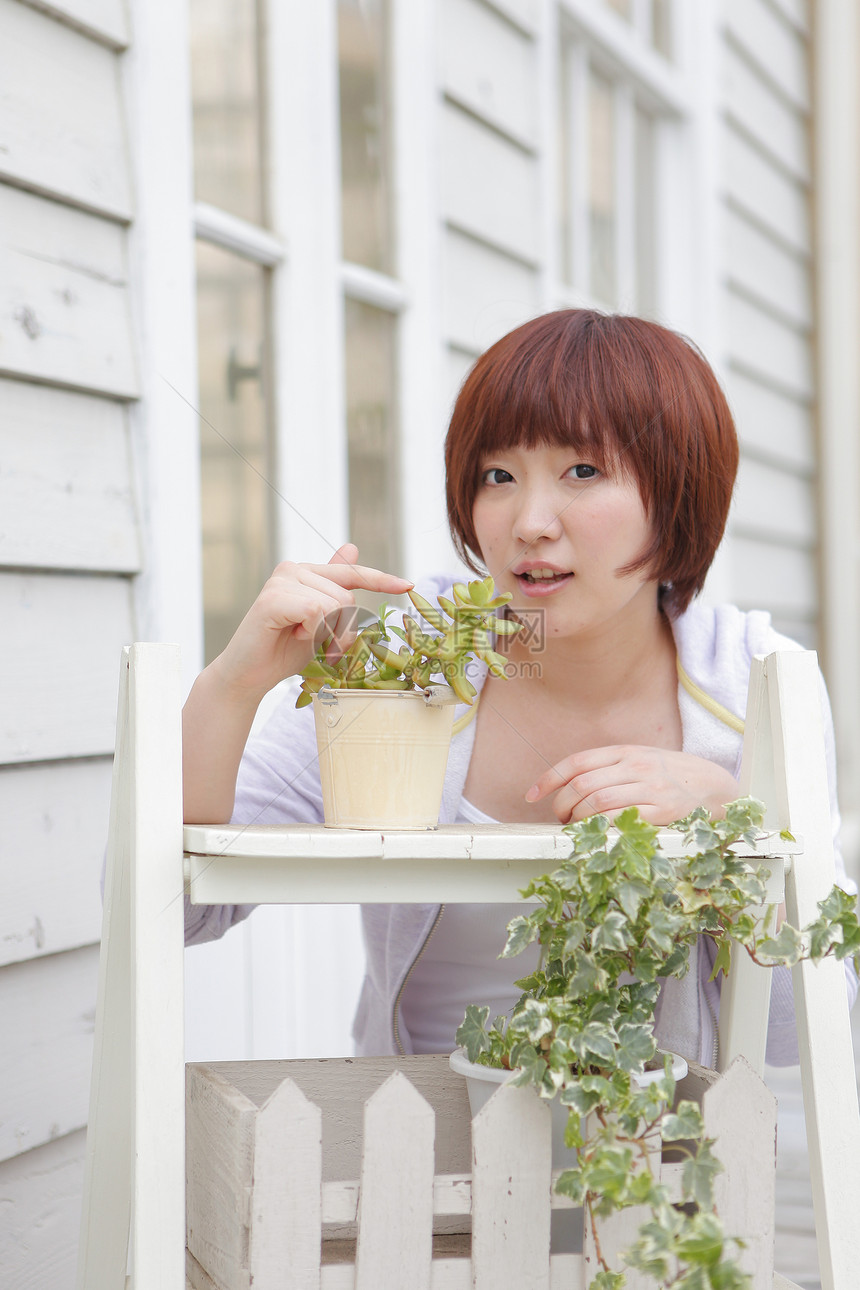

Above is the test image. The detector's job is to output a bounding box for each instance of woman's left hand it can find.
[525,745,739,826]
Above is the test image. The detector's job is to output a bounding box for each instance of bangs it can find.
[466,320,645,479]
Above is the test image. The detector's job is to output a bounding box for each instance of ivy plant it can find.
[457,798,860,1289]
[296,576,520,708]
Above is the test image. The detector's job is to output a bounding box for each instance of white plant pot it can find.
[312,686,457,829]
[449,1045,688,1254]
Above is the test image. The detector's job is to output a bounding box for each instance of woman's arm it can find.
[182,544,412,824]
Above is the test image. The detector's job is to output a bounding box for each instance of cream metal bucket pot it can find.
[311,685,458,829]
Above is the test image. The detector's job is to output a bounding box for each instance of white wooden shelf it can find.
[183,821,798,905]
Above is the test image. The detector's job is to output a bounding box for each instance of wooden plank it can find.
[0,186,138,398]
[0,758,110,967]
[723,288,813,401]
[723,205,812,331]
[723,366,814,473]
[724,0,809,111]
[16,0,129,49]
[0,571,133,764]
[722,124,810,255]
[0,1127,86,1290]
[704,1059,777,1287]
[442,227,539,356]
[0,945,98,1162]
[251,1080,322,1290]
[186,1066,256,1290]
[439,0,538,147]
[471,1082,552,1288]
[440,102,539,264]
[0,0,131,216]
[729,535,817,622]
[733,456,816,547]
[722,41,810,183]
[0,381,140,573]
[355,1073,435,1289]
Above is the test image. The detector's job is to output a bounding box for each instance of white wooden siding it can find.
[440,102,540,264]
[716,2,817,643]
[0,1128,86,1290]
[0,945,98,1163]
[722,367,813,473]
[439,0,538,147]
[0,0,132,216]
[0,186,137,397]
[0,759,111,968]
[721,123,810,253]
[442,228,540,355]
[0,381,140,573]
[0,573,134,764]
[16,0,129,49]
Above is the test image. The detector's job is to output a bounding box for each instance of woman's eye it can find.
[569,464,598,480]
[482,467,514,485]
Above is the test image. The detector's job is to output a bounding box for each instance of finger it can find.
[525,746,627,803]
[293,558,413,596]
[559,782,650,824]
[328,542,359,568]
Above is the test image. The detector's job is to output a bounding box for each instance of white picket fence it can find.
[185,1053,778,1290]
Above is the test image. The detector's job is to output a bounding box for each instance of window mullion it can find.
[570,41,590,294]
[615,82,636,311]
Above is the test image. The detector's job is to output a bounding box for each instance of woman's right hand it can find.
[207,543,413,703]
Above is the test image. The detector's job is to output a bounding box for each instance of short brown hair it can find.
[445,310,738,615]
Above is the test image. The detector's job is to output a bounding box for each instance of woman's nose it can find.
[512,490,565,544]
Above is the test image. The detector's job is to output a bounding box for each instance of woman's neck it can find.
[500,597,676,715]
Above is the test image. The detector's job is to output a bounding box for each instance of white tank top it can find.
[398,796,541,1054]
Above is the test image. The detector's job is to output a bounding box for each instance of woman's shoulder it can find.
[672,600,805,710]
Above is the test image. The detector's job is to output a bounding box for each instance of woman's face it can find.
[471,443,658,642]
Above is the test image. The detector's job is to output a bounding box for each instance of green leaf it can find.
[756,922,803,966]
[681,1139,723,1209]
[592,909,633,954]
[502,915,540,958]
[674,1211,725,1266]
[615,1023,656,1072]
[661,1100,705,1142]
[455,1004,491,1063]
[709,937,733,982]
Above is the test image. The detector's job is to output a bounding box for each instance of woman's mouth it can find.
[514,567,573,594]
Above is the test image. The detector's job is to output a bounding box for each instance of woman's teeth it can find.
[522,568,568,582]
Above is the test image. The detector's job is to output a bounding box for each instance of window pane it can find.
[635,108,657,316]
[651,0,673,58]
[196,242,272,662]
[588,71,617,306]
[345,299,400,601]
[190,0,264,225]
[338,0,393,273]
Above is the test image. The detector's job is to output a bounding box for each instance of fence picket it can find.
[703,1057,776,1290]
[250,1077,322,1290]
[355,1070,435,1290]
[471,1082,553,1289]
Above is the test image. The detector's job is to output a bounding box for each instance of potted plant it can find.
[454,798,860,1287]
[296,576,520,829]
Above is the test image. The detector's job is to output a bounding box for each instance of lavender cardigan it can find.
[186,581,857,1066]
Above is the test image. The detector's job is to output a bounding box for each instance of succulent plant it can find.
[296,576,521,708]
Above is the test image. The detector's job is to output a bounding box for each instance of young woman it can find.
[182,309,854,1067]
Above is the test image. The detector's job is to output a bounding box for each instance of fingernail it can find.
[525,785,539,802]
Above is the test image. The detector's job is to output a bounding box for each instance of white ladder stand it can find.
[75,644,860,1289]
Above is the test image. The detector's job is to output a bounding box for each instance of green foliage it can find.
[295,576,520,707]
[455,797,860,1289]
